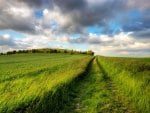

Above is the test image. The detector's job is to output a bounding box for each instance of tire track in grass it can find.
[61,58,135,113]
[96,58,137,113]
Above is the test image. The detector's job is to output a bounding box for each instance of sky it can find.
[0,0,150,56]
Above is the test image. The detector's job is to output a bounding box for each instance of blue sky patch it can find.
[86,26,103,35]
[0,30,26,39]
[34,9,43,18]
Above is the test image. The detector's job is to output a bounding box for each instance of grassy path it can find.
[61,58,134,113]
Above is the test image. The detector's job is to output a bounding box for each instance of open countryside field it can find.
[96,56,150,113]
[0,53,93,113]
[0,53,150,113]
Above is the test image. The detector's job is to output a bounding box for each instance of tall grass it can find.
[0,53,93,113]
[97,56,150,113]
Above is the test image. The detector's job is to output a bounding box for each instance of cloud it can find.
[0,29,56,52]
[88,32,150,56]
[0,0,150,56]
[67,33,113,44]
[0,34,16,47]
[19,0,54,8]
[0,0,35,33]
[127,0,150,10]
[0,0,150,34]
[19,0,45,7]
[44,0,149,34]
[54,0,87,12]
[130,29,150,39]
[0,34,18,52]
[52,0,126,33]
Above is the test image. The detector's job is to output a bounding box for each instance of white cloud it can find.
[88,32,150,56]
[3,34,11,39]
[43,9,49,16]
[0,0,149,57]
[5,7,32,18]
[42,7,72,29]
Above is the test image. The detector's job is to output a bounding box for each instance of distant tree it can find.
[53,49,57,53]
[31,49,36,53]
[12,50,16,54]
[64,50,67,53]
[0,53,3,55]
[18,50,22,53]
[70,50,74,55]
[87,50,94,56]
[6,51,13,55]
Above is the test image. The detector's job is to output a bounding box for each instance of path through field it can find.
[61,58,134,113]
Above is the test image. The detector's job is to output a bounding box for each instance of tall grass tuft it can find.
[97,56,150,113]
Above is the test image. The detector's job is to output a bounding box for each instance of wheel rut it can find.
[61,58,135,113]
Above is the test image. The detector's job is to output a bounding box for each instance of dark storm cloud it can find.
[20,0,86,10]
[52,0,150,35]
[0,0,36,34]
[0,0,150,36]
[19,0,53,8]
[53,0,126,33]
[54,0,86,11]
[0,13,35,34]
[130,29,150,39]
[121,11,150,33]
[0,12,35,33]
[20,0,44,7]
[141,10,150,29]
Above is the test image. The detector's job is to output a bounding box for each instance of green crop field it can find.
[96,56,150,113]
[0,52,149,113]
[0,53,93,113]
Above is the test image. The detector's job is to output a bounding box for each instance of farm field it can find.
[61,58,134,113]
[61,57,150,113]
[0,53,93,113]
[96,56,150,113]
[0,53,149,113]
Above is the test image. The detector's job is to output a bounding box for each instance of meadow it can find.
[97,56,150,113]
[0,53,93,113]
[0,52,149,113]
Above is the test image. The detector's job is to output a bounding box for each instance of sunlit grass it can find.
[0,53,93,113]
[97,56,150,113]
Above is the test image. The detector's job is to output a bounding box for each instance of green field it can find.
[96,56,150,113]
[0,53,149,113]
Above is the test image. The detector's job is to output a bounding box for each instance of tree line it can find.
[0,48,94,56]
